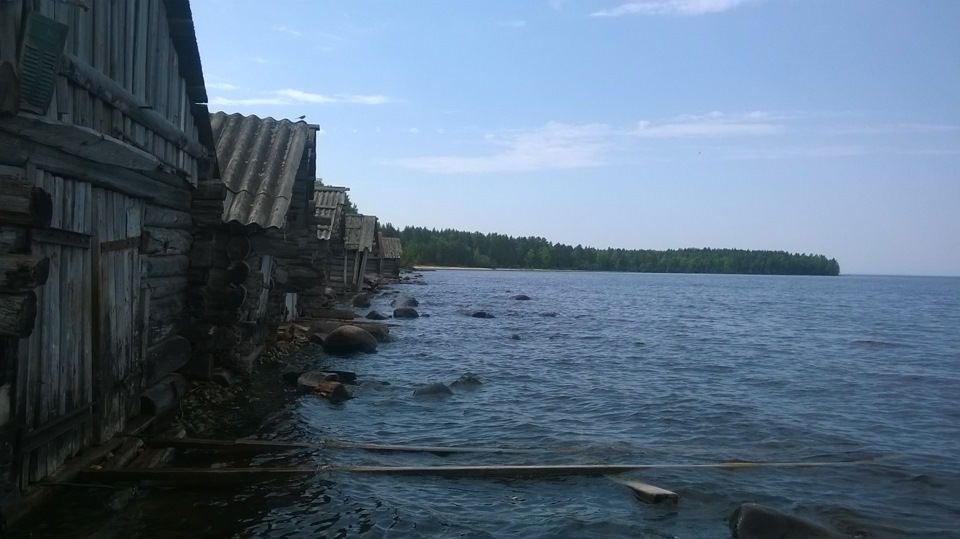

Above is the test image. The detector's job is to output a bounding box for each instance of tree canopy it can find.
[379,225,841,276]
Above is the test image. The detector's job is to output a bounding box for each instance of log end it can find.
[29,188,53,229]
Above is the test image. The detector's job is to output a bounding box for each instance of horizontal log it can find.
[142,254,190,279]
[144,205,192,229]
[0,291,37,338]
[142,276,189,299]
[248,235,299,258]
[225,236,250,261]
[142,227,192,255]
[0,254,49,290]
[0,174,52,228]
[192,181,225,201]
[60,53,206,159]
[204,284,246,310]
[0,226,28,253]
[207,261,249,288]
[0,132,191,211]
[144,336,192,386]
[140,374,188,417]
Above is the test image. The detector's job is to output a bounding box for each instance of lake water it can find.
[15,271,960,538]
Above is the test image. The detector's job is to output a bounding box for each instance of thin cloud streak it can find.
[632,111,782,137]
[208,88,397,106]
[592,0,750,17]
[398,122,613,174]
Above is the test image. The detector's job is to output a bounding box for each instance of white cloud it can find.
[271,25,303,38]
[592,0,749,17]
[397,122,613,174]
[207,82,238,91]
[632,111,782,137]
[208,88,397,106]
[498,19,527,28]
[408,128,421,134]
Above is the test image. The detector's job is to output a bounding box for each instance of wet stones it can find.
[471,311,495,318]
[366,310,389,320]
[391,295,419,308]
[450,372,483,389]
[351,293,372,308]
[511,294,531,300]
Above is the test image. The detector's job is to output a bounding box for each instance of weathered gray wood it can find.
[0,61,19,117]
[59,53,206,159]
[141,227,191,255]
[142,276,188,299]
[0,226,28,253]
[0,291,37,337]
[144,336,191,386]
[0,254,49,290]
[147,294,184,347]
[142,254,189,278]
[0,132,191,211]
[139,373,187,417]
[143,205,191,229]
[225,235,250,261]
[193,181,225,200]
[0,171,53,228]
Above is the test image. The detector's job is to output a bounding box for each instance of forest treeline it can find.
[379,225,841,276]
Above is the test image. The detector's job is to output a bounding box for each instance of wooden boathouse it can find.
[0,0,215,501]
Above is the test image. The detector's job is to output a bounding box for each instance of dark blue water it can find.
[19,271,959,538]
[247,271,960,538]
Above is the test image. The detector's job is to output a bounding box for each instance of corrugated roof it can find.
[314,186,348,240]
[210,112,310,229]
[380,236,402,259]
[344,214,378,251]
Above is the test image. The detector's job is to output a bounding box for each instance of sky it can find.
[191,0,960,276]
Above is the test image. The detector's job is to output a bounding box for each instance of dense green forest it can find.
[379,225,841,276]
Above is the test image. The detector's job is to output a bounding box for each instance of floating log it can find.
[140,374,188,417]
[610,477,679,504]
[141,227,192,255]
[0,226,28,253]
[142,254,190,279]
[0,291,37,338]
[145,336,192,386]
[144,205,192,229]
[0,254,50,290]
[225,236,250,261]
[0,172,53,228]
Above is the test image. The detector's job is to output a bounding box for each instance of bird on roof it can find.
[295,115,306,120]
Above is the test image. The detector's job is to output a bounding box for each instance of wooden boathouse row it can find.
[0,0,403,520]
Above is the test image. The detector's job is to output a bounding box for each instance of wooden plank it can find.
[32,229,91,249]
[610,477,679,504]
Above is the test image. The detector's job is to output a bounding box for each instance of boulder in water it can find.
[322,325,378,355]
[450,372,483,389]
[413,382,453,397]
[393,307,420,319]
[366,310,389,320]
[730,503,837,539]
[511,294,531,300]
[391,295,419,308]
[471,311,495,319]
[352,293,371,308]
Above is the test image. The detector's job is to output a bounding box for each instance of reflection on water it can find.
[12,272,960,538]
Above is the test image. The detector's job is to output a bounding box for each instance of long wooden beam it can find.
[60,53,207,159]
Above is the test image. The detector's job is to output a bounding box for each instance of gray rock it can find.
[352,293,371,308]
[510,334,521,340]
[471,311,495,318]
[297,371,339,393]
[366,310,389,320]
[322,325,378,355]
[391,295,419,308]
[413,382,454,397]
[393,307,420,319]
[730,503,837,539]
[450,372,482,388]
[511,294,531,300]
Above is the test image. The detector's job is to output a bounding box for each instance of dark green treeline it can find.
[380,225,840,276]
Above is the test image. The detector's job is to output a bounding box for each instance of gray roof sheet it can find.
[379,236,402,259]
[210,112,310,229]
[344,214,378,251]
[314,186,348,240]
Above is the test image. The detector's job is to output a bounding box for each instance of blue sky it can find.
[191,0,960,276]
